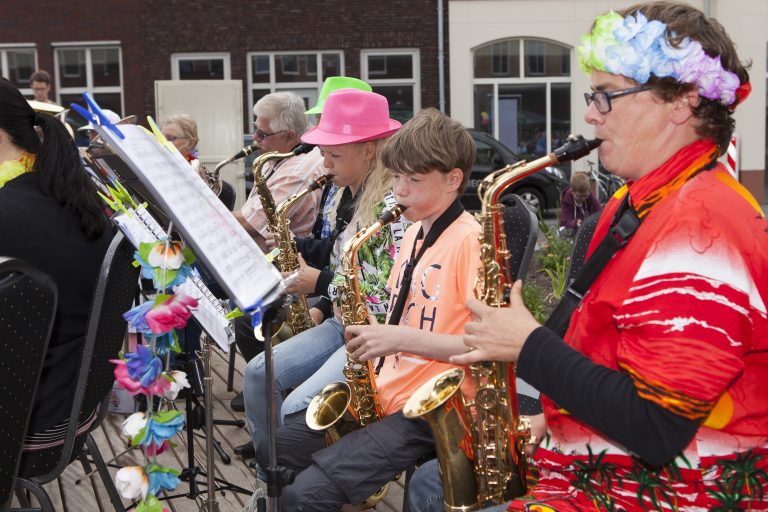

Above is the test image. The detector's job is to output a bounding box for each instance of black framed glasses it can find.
[584,85,654,114]
[252,123,286,140]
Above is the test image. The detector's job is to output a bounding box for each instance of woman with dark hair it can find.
[0,77,112,436]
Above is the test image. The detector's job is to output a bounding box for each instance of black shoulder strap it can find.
[374,199,464,374]
[544,194,641,337]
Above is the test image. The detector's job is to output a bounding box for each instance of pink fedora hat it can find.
[301,89,401,146]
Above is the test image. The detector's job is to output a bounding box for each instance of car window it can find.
[474,139,501,167]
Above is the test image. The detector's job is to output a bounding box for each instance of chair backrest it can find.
[502,194,539,282]
[565,211,601,284]
[0,259,57,510]
[32,231,139,482]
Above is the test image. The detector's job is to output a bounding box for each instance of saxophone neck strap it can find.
[375,199,464,374]
[544,193,641,337]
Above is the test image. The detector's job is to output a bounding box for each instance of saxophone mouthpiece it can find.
[553,135,602,163]
[309,174,334,192]
[293,143,316,156]
[379,204,408,224]
[215,142,261,173]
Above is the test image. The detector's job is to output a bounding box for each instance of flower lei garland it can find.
[578,10,749,107]
[111,239,199,512]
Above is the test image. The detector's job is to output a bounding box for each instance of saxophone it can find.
[273,173,334,336]
[209,142,261,196]
[249,143,318,338]
[305,204,407,507]
[403,135,602,511]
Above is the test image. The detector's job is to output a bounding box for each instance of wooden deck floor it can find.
[14,346,406,512]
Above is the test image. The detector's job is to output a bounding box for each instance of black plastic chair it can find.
[0,259,57,512]
[14,232,139,512]
[565,211,601,284]
[502,194,539,282]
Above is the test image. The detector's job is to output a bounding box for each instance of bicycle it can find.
[586,159,624,203]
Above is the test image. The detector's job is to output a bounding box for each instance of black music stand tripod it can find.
[257,298,295,512]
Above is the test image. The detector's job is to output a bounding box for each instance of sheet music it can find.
[113,208,234,352]
[95,124,284,312]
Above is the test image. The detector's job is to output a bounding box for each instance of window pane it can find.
[524,40,570,77]
[58,49,87,88]
[92,48,121,87]
[552,82,572,174]
[7,50,35,87]
[474,139,503,168]
[251,55,270,84]
[372,85,413,123]
[322,53,341,79]
[498,83,546,160]
[60,93,89,145]
[275,53,318,83]
[473,84,494,134]
[92,92,122,116]
[367,54,413,79]
[474,40,519,79]
[178,58,224,79]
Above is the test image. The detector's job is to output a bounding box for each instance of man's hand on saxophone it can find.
[451,280,540,366]
[280,253,320,295]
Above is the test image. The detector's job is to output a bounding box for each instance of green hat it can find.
[305,76,372,115]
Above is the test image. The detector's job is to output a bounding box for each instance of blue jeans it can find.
[243,317,346,453]
[408,458,509,512]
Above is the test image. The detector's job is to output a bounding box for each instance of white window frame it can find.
[245,50,345,127]
[171,52,231,80]
[472,38,571,155]
[526,40,546,76]
[360,48,421,114]
[491,42,510,76]
[52,43,123,114]
[0,44,38,96]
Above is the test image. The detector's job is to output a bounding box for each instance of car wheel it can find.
[506,187,545,213]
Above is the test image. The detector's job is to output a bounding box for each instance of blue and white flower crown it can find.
[578,11,748,107]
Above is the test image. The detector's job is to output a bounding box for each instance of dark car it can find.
[463,129,568,212]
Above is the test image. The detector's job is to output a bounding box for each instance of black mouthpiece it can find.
[234,143,259,160]
[293,143,316,156]
[379,204,407,224]
[553,135,602,164]
[309,174,334,192]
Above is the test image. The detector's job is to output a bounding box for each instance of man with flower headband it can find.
[407,2,767,511]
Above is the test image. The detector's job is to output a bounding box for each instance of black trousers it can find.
[256,412,435,511]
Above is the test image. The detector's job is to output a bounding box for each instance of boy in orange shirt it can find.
[258,108,481,510]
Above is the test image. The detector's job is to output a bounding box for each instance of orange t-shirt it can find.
[376,211,481,416]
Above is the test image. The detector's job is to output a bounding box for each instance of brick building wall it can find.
[2,1,449,132]
[141,0,449,132]
[0,0,144,120]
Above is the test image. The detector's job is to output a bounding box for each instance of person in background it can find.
[410,2,766,511]
[160,113,235,210]
[0,78,112,457]
[559,171,601,237]
[28,70,56,104]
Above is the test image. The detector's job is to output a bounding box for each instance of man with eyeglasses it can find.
[28,70,58,105]
[233,91,325,252]
[407,2,768,511]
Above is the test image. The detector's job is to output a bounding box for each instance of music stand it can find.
[82,102,285,512]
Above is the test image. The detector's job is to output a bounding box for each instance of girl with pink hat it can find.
[241,89,407,503]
